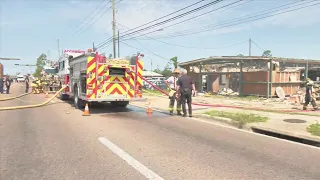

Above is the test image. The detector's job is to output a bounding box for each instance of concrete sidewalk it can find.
[131,95,320,144]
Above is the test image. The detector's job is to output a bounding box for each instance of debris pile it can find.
[217,88,239,96]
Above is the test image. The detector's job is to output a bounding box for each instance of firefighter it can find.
[166,68,182,115]
[0,76,3,94]
[25,74,30,93]
[177,69,196,117]
[5,75,11,94]
[303,78,318,111]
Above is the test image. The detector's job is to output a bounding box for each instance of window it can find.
[45,68,58,74]
[109,68,126,76]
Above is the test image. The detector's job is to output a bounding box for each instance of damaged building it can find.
[178,56,320,98]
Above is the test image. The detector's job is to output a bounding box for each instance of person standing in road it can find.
[25,74,30,93]
[5,75,11,94]
[176,69,196,117]
[0,76,3,94]
[166,69,182,116]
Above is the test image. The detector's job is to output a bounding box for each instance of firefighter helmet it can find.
[173,68,180,74]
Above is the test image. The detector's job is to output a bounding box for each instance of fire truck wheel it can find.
[111,101,129,108]
[74,85,85,109]
[60,93,69,100]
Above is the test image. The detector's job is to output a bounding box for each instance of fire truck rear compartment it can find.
[109,67,126,76]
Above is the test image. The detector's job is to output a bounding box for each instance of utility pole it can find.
[57,39,61,58]
[112,0,117,58]
[249,38,251,56]
[117,30,120,58]
[93,42,95,51]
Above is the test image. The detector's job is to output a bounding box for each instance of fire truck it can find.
[57,49,145,109]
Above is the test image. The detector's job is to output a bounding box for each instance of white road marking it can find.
[98,137,164,180]
[131,104,320,150]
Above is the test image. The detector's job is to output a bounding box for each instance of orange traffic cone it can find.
[147,102,153,114]
[83,103,90,116]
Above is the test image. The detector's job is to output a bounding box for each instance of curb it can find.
[131,103,320,147]
[250,126,320,144]
[193,114,251,131]
[130,103,251,130]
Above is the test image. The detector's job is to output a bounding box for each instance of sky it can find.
[0,0,320,75]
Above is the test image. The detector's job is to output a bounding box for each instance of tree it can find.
[262,50,272,57]
[237,54,244,56]
[169,56,179,69]
[33,53,47,77]
[153,63,172,78]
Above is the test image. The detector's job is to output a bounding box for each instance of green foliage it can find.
[262,50,272,57]
[33,53,47,77]
[153,62,172,78]
[307,123,320,136]
[152,56,179,78]
[169,56,178,69]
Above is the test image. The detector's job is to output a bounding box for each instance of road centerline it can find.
[98,137,164,180]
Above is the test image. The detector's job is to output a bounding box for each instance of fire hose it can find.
[0,92,32,101]
[138,75,314,114]
[0,86,66,111]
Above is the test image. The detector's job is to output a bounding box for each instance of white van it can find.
[16,74,25,82]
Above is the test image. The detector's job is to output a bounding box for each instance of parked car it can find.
[143,80,168,90]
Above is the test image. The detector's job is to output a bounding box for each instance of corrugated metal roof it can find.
[143,71,163,77]
[179,56,320,66]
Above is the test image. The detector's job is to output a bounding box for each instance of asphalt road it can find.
[1,84,320,180]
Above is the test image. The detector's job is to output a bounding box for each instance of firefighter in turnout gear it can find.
[166,68,182,116]
[177,69,196,117]
[303,78,318,111]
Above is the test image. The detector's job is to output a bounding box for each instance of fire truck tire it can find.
[111,101,129,107]
[74,85,85,109]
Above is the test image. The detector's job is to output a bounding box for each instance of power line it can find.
[97,0,225,48]
[251,40,265,53]
[133,0,317,39]
[119,0,206,35]
[117,22,247,50]
[126,0,249,40]
[120,41,170,61]
[70,0,106,36]
[73,0,123,36]
[96,0,206,48]
[120,0,225,38]
[164,0,313,37]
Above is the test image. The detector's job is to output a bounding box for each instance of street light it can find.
[0,58,21,60]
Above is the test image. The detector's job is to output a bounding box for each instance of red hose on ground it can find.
[139,74,313,113]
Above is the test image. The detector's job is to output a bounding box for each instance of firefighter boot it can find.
[177,110,182,116]
[303,106,307,110]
